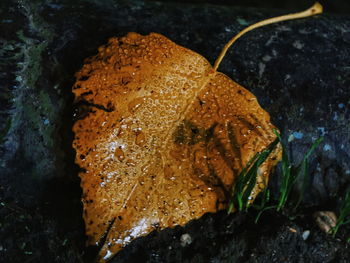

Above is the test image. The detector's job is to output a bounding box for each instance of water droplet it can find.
[242,143,251,150]
[103,250,113,260]
[115,147,125,161]
[141,164,149,173]
[126,159,136,166]
[194,150,205,164]
[244,92,253,100]
[127,97,144,113]
[135,131,146,146]
[139,177,145,185]
[240,127,250,136]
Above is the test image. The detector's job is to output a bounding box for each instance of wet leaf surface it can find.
[73,32,280,261]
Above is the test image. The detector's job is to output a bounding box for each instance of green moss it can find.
[6,1,63,181]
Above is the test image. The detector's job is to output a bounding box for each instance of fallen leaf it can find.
[73,31,279,261]
[72,3,322,262]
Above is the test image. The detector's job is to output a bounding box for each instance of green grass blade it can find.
[304,137,324,160]
[254,205,277,223]
[229,152,260,213]
[292,137,323,210]
[241,139,279,206]
[332,189,350,237]
[292,159,309,210]
[229,136,279,213]
[275,130,323,212]
[274,130,293,211]
[253,187,270,211]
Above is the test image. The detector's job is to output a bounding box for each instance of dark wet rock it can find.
[108,210,350,263]
[0,0,350,262]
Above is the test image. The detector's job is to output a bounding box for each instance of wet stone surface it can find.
[0,0,350,262]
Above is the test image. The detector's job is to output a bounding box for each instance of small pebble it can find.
[302,230,310,240]
[313,211,337,234]
[180,233,192,247]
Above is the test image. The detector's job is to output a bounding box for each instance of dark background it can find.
[152,0,350,15]
[1,0,349,262]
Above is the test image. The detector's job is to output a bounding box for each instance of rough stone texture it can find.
[0,0,349,262]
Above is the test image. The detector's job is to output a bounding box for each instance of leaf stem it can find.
[214,2,323,71]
